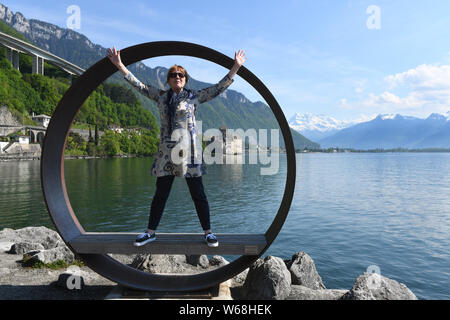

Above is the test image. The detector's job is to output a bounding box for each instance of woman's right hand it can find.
[107,47,122,67]
[107,47,128,76]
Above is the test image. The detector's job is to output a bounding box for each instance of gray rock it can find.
[130,254,190,274]
[0,226,64,250]
[107,254,136,266]
[242,256,291,300]
[287,285,348,300]
[342,273,418,300]
[209,255,229,267]
[186,255,209,268]
[287,251,325,289]
[0,106,21,127]
[8,242,45,255]
[0,228,20,242]
[230,268,249,290]
[23,246,74,266]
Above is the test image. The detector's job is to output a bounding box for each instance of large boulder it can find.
[23,246,75,266]
[130,254,191,274]
[1,226,75,266]
[1,226,65,251]
[342,273,418,300]
[288,285,348,300]
[209,255,229,267]
[241,256,291,300]
[16,226,64,249]
[130,254,234,274]
[286,252,326,289]
[186,255,209,268]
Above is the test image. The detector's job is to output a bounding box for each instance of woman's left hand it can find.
[234,50,247,67]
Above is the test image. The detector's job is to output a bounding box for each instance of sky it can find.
[3,0,450,121]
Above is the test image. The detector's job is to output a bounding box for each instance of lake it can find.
[0,152,449,299]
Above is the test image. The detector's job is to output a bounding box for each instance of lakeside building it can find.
[31,114,51,128]
[0,134,40,156]
[108,124,123,134]
[206,126,243,155]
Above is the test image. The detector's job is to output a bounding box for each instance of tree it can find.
[88,125,94,142]
[101,130,120,156]
[94,124,99,146]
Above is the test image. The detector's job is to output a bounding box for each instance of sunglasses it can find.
[169,72,185,79]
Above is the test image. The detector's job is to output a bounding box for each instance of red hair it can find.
[166,65,189,84]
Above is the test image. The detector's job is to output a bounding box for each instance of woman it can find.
[107,47,247,247]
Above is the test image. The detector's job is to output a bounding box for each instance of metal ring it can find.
[41,41,296,291]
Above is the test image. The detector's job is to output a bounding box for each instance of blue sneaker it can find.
[205,233,219,247]
[134,232,156,247]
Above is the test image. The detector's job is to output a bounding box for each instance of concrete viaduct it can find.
[0,31,86,148]
[0,30,85,76]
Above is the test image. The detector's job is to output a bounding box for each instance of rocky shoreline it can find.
[0,226,418,300]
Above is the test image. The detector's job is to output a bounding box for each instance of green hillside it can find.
[0,46,159,156]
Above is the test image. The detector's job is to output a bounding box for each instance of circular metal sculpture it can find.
[41,41,296,291]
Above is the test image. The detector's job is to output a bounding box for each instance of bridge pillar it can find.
[32,55,44,75]
[6,48,20,70]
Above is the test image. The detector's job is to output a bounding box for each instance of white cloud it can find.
[385,64,450,90]
[341,64,450,117]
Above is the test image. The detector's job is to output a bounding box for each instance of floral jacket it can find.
[124,71,234,177]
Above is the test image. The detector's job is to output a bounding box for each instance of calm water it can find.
[0,153,449,299]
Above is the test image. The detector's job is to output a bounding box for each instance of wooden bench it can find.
[69,233,267,255]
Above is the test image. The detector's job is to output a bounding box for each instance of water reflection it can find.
[0,161,50,229]
[62,156,286,235]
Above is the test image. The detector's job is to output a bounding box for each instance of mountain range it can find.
[0,3,318,150]
[290,112,450,149]
[288,113,370,141]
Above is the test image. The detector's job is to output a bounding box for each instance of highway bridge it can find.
[0,31,86,151]
[0,30,85,76]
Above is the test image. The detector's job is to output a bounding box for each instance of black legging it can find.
[147,175,211,231]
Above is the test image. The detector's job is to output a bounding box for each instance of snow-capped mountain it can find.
[318,112,450,149]
[289,111,450,149]
[427,111,450,121]
[288,113,371,141]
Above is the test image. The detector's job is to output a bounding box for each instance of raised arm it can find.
[107,47,164,101]
[107,47,129,76]
[196,50,247,104]
[227,49,247,80]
